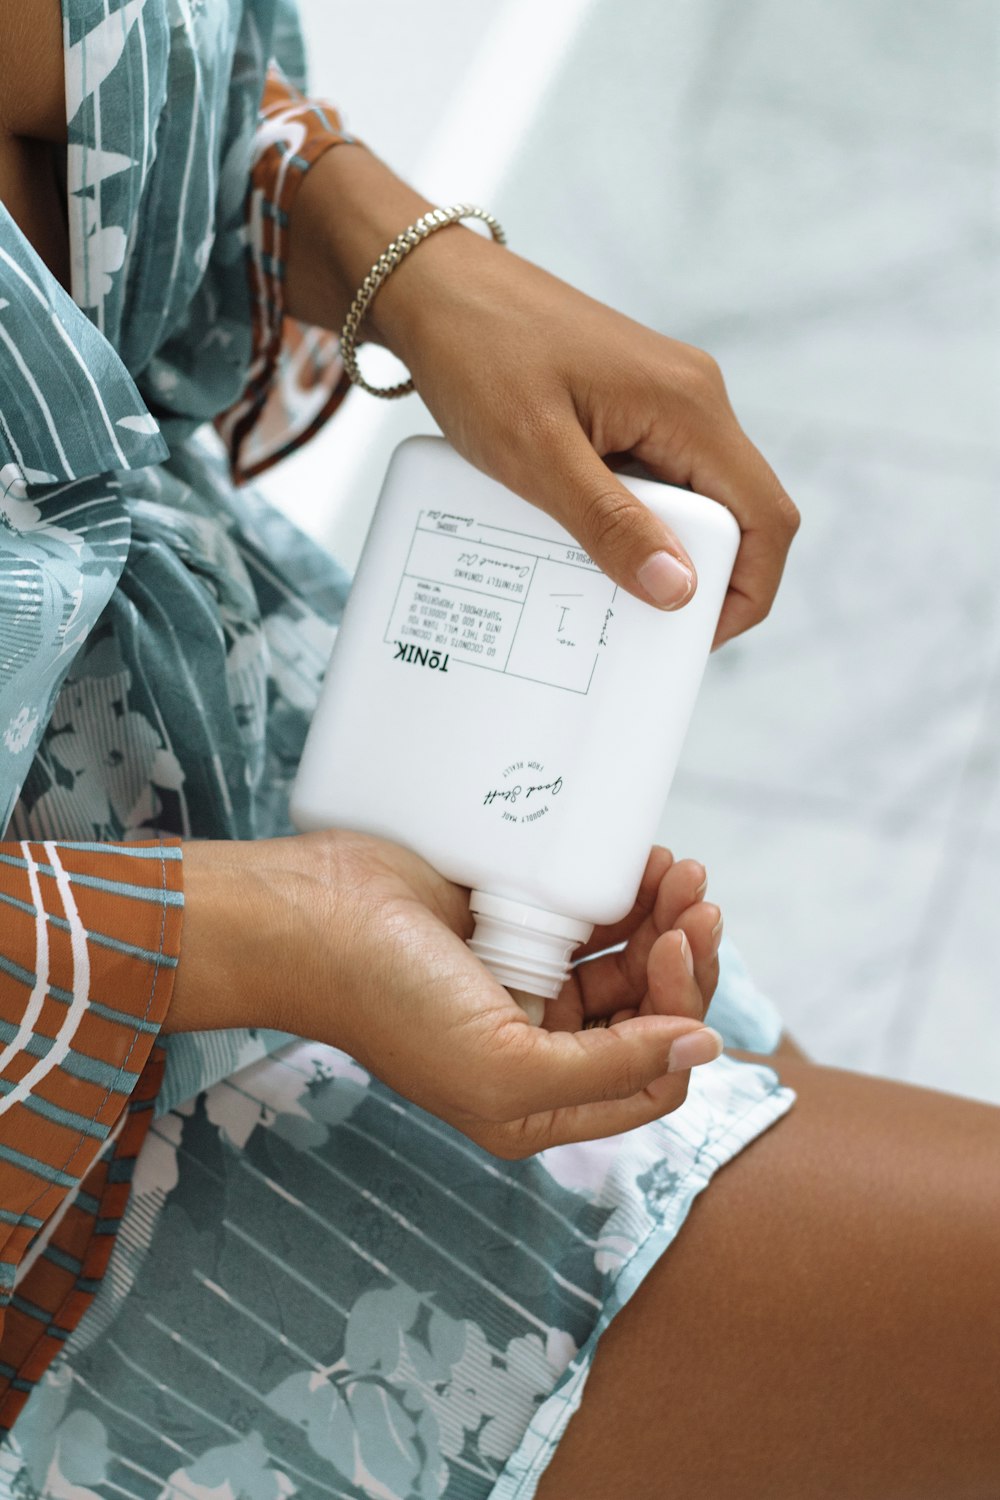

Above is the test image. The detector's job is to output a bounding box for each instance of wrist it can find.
[165,841,276,1033]
[284,144,508,367]
[285,143,433,344]
[366,220,509,367]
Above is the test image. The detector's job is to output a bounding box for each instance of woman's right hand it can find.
[170,831,724,1158]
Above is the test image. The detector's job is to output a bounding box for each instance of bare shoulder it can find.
[0,0,65,142]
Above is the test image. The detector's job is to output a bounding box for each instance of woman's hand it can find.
[381,231,800,647]
[288,147,799,647]
[171,833,724,1158]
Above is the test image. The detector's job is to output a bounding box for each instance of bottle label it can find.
[384,510,617,694]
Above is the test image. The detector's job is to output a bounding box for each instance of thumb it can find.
[531,425,698,610]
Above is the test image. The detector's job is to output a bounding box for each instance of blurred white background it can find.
[263,0,1000,1103]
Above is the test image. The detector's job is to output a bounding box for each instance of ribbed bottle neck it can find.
[467,891,594,1007]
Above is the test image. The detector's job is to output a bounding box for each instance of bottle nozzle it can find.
[467,891,593,1024]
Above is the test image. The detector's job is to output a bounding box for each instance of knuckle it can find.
[747,596,773,628]
[594,1044,647,1103]
[682,345,726,399]
[586,490,643,560]
[694,346,724,382]
[777,493,801,537]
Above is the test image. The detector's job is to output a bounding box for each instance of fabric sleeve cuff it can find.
[216,62,358,483]
[0,838,183,1429]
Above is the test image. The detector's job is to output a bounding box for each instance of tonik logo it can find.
[393,641,450,672]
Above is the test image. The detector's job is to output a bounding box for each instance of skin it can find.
[537,1048,1000,1500]
[3,8,998,1490]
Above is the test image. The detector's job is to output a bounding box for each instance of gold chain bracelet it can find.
[338,204,507,399]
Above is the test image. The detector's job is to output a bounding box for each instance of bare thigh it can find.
[536,1051,1000,1500]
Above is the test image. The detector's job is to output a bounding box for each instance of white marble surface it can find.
[278,0,1000,1103]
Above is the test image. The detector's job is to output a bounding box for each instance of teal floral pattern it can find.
[2,1034,793,1500]
[0,0,796,1494]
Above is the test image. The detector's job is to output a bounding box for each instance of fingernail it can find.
[637,550,696,609]
[711,914,724,952]
[694,867,708,900]
[668,1026,724,1072]
[679,930,694,976]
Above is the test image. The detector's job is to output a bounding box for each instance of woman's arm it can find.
[0,839,182,1427]
[0,826,720,1422]
[285,143,800,644]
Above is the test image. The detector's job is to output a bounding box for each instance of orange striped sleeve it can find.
[216,61,357,483]
[0,838,183,1431]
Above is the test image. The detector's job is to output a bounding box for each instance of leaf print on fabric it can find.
[266,1370,357,1470]
[343,1287,422,1383]
[116,412,162,435]
[264,1286,446,1497]
[164,1431,295,1500]
[3,707,38,755]
[266,1369,439,1500]
[592,1230,637,1278]
[413,1319,573,1469]
[47,1410,112,1490]
[0,473,135,828]
[204,1044,368,1151]
[347,1380,424,1500]
[18,633,185,841]
[275,1285,578,1492]
[475,1334,572,1465]
[0,464,59,504]
[0,487,87,547]
[5,1366,71,1490]
[263,608,337,714]
[64,1,149,122]
[226,630,269,755]
[636,1159,687,1218]
[3,1367,112,1496]
[70,215,129,310]
[0,205,169,482]
[65,145,136,191]
[300,1050,370,1130]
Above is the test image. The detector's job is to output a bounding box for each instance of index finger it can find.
[702,430,800,647]
[480,933,711,1119]
[637,418,799,646]
[495,1066,696,1155]
[487,1011,710,1119]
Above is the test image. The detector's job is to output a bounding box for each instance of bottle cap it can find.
[468,891,594,1003]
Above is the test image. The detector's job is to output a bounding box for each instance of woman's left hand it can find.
[288,145,799,647]
[378,227,800,648]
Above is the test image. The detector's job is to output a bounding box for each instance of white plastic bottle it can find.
[291,436,739,1017]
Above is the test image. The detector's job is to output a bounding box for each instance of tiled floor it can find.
[273,0,1000,1104]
